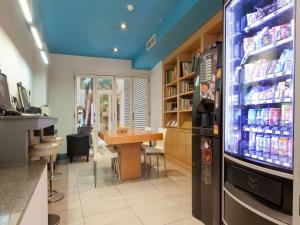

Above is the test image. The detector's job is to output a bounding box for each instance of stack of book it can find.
[181,62,193,77]
[179,98,193,110]
[181,80,194,93]
[165,67,177,84]
[166,102,177,111]
[165,87,177,97]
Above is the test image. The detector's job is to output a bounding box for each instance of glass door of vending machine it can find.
[224,0,295,173]
[223,0,296,224]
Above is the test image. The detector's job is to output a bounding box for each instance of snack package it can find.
[259,60,272,78]
[243,37,256,54]
[274,81,286,99]
[261,108,270,126]
[267,60,278,75]
[255,27,270,49]
[256,134,264,152]
[269,108,281,126]
[249,132,256,150]
[271,136,279,156]
[279,137,289,156]
[281,104,293,126]
[246,12,258,27]
[283,50,293,74]
[245,63,255,81]
[248,109,257,125]
[252,61,261,79]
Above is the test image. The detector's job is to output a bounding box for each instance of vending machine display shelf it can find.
[244,3,294,33]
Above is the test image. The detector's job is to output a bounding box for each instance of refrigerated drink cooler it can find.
[192,43,223,225]
[223,0,296,224]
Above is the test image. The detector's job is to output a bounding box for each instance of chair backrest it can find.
[144,126,152,132]
[143,126,152,145]
[156,128,167,153]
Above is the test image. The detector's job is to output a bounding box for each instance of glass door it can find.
[95,77,114,133]
[75,76,94,130]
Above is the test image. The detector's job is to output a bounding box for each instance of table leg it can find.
[119,143,141,180]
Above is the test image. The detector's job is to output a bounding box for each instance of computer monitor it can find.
[0,72,12,111]
[17,82,30,112]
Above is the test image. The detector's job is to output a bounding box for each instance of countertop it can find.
[0,161,47,225]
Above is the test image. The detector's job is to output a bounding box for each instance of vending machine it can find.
[192,43,223,225]
[223,0,300,224]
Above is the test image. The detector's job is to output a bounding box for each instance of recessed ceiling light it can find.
[113,47,118,53]
[127,4,134,12]
[120,22,127,30]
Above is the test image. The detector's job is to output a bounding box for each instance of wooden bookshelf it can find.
[162,10,223,169]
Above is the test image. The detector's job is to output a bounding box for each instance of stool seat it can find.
[42,136,63,145]
[29,143,59,158]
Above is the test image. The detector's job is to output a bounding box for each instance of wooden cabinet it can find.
[166,128,192,168]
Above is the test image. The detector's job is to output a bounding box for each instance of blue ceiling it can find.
[33,0,222,70]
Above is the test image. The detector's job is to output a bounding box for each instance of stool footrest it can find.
[48,191,64,203]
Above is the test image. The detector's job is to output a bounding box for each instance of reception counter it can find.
[0,115,57,166]
[0,161,48,225]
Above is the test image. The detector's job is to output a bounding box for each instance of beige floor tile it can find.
[84,208,136,225]
[151,179,183,191]
[48,199,81,213]
[123,190,166,206]
[57,187,80,203]
[160,186,188,198]
[166,217,205,225]
[55,208,84,225]
[106,217,143,225]
[116,181,156,195]
[82,198,128,217]
[132,198,178,216]
[171,194,192,206]
[181,203,192,214]
[139,207,190,225]
[80,191,123,207]
[79,185,118,199]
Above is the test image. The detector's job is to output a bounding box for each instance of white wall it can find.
[150,61,163,131]
[48,54,150,154]
[0,1,48,107]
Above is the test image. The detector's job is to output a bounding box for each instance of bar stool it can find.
[28,142,63,225]
[29,142,65,203]
[41,135,63,178]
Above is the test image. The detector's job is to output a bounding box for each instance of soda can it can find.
[256,134,263,152]
[263,135,271,153]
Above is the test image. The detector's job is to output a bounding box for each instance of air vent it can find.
[146,33,156,51]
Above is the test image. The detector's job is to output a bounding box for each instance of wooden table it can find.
[98,130,163,180]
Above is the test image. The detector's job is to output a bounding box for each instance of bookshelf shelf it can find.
[164,111,178,114]
[179,91,194,97]
[179,72,195,81]
[179,109,192,113]
[164,95,177,100]
[164,80,178,87]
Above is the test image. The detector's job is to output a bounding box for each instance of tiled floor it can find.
[49,156,204,225]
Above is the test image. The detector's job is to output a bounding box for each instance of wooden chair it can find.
[144,128,167,173]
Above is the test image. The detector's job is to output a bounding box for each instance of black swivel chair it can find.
[66,126,92,163]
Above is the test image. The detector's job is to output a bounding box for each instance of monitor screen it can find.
[0,73,12,110]
[17,83,30,112]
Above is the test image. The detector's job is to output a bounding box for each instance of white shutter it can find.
[133,78,149,130]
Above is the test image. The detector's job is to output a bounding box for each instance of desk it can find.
[99,130,163,180]
[0,116,57,167]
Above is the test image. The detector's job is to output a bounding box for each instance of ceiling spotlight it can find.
[127,4,134,12]
[120,22,127,30]
[113,47,118,53]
